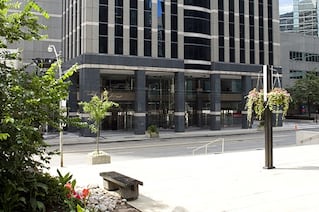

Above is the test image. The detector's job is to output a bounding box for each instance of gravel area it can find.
[82,185,140,212]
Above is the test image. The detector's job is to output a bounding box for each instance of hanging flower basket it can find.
[245,88,265,122]
[245,88,292,124]
[266,88,291,118]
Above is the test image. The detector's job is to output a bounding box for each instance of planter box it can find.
[147,132,159,138]
[88,151,111,165]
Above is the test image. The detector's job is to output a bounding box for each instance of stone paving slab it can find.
[49,144,319,212]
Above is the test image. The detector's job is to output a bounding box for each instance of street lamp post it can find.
[48,44,64,167]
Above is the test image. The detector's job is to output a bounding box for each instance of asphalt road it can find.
[48,130,296,163]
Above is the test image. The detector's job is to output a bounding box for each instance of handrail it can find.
[192,138,224,155]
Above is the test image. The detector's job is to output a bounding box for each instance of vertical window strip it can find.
[218,0,224,62]
[249,0,255,64]
[130,0,138,55]
[99,0,108,54]
[115,0,123,54]
[171,1,178,58]
[239,0,245,63]
[144,0,152,56]
[158,0,165,57]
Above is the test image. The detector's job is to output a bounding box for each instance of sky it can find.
[279,0,293,14]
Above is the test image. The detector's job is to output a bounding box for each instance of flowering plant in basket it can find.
[266,88,291,118]
[245,88,265,122]
[245,87,292,124]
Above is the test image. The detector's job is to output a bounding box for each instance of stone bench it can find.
[100,171,143,201]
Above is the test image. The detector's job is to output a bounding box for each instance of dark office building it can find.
[62,0,280,134]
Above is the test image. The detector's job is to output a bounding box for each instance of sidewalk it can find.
[47,121,319,211]
[45,121,319,146]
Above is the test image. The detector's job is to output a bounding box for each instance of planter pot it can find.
[88,151,111,165]
[147,132,159,138]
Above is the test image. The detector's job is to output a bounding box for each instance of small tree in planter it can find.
[147,125,159,138]
[79,90,118,164]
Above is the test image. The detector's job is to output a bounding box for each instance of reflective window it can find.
[184,0,210,9]
[130,39,137,55]
[115,0,123,55]
[249,0,255,64]
[144,0,152,57]
[99,1,108,54]
[158,0,165,57]
[130,0,137,8]
[184,34,210,61]
[130,27,137,38]
[184,18,210,34]
[171,1,178,58]
[259,0,264,64]
[144,40,151,56]
[99,23,108,35]
[130,0,138,55]
[218,0,224,61]
[130,10,137,25]
[115,38,123,54]
[239,0,245,63]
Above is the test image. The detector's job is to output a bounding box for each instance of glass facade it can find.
[268,0,274,65]
[249,0,255,64]
[218,0,224,62]
[239,0,245,63]
[171,0,178,58]
[258,0,264,64]
[157,0,165,57]
[144,0,152,56]
[184,5,211,64]
[229,0,235,62]
[66,0,279,132]
[99,0,108,53]
[115,0,123,54]
[130,0,138,55]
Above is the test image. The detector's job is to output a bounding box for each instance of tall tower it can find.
[293,0,319,36]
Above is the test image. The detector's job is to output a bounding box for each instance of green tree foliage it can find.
[289,72,319,116]
[79,90,118,153]
[0,1,79,210]
[290,72,319,104]
[0,0,49,48]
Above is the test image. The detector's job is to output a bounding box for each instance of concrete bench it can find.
[100,171,143,200]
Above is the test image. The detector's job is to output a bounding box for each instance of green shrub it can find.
[147,125,158,134]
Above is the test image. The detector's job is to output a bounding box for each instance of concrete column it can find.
[241,76,252,129]
[174,72,185,132]
[196,79,203,127]
[68,74,79,132]
[209,74,221,130]
[272,106,283,127]
[79,68,100,136]
[134,70,146,135]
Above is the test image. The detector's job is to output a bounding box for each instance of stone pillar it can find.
[241,76,252,129]
[272,106,283,127]
[196,79,203,127]
[134,70,146,135]
[174,72,185,132]
[209,74,221,130]
[68,73,79,132]
[79,68,100,137]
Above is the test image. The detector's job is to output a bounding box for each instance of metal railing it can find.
[192,138,225,155]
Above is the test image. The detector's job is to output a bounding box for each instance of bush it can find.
[147,125,158,134]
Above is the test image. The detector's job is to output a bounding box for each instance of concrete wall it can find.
[280,32,319,88]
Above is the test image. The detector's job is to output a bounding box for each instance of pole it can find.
[263,65,275,169]
[48,44,63,167]
[57,52,63,167]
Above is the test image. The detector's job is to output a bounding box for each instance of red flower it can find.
[74,192,81,199]
[82,188,90,199]
[65,182,72,191]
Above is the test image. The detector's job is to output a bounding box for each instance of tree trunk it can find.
[96,121,100,154]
